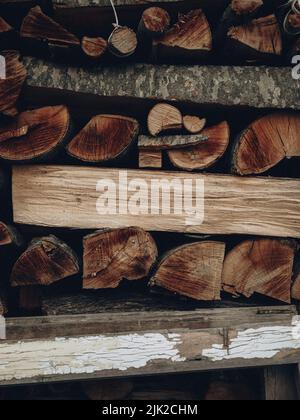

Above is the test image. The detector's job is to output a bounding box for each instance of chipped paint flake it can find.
[0,333,184,381]
[202,316,300,361]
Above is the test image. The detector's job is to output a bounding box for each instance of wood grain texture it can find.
[139,7,170,37]
[81,36,107,59]
[108,26,138,57]
[139,150,162,168]
[0,306,299,385]
[222,239,297,304]
[147,103,182,136]
[230,0,263,15]
[83,227,158,289]
[183,116,206,134]
[12,165,300,237]
[292,261,300,301]
[150,241,226,300]
[232,112,300,175]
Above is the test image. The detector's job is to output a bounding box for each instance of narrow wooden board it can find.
[12,165,300,237]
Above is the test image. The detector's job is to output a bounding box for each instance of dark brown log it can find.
[150,241,226,301]
[231,0,264,16]
[82,379,133,400]
[108,26,138,58]
[222,239,297,304]
[83,227,158,290]
[148,103,183,137]
[81,36,107,59]
[292,259,300,301]
[0,221,22,247]
[153,9,212,62]
[232,112,300,175]
[138,133,208,151]
[20,6,80,47]
[138,7,170,38]
[66,114,139,163]
[226,15,283,63]
[11,235,79,287]
[19,286,42,312]
[0,51,27,117]
[139,150,162,168]
[183,116,206,134]
[168,121,230,171]
[0,105,71,162]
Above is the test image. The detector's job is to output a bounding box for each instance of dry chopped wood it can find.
[153,9,212,61]
[150,241,226,301]
[148,103,182,136]
[108,26,138,57]
[292,259,300,301]
[0,51,27,117]
[139,7,170,38]
[231,0,263,15]
[183,116,206,134]
[11,235,79,287]
[138,133,207,151]
[66,115,139,163]
[232,112,300,175]
[168,121,230,170]
[222,239,297,304]
[81,36,107,59]
[139,150,162,168]
[0,106,71,162]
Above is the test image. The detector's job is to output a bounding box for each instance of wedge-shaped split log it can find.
[11,235,79,287]
[153,9,212,61]
[226,15,282,63]
[0,106,71,162]
[222,239,298,304]
[66,115,139,163]
[83,227,158,289]
[168,121,230,170]
[20,6,80,47]
[232,112,300,175]
[150,241,226,300]
[148,103,182,137]
[0,51,27,117]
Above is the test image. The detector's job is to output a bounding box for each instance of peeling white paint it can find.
[0,333,184,381]
[202,316,300,362]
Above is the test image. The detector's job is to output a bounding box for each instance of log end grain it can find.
[141,7,170,36]
[108,26,138,57]
[230,0,263,16]
[183,116,206,134]
[81,36,107,59]
[148,103,183,137]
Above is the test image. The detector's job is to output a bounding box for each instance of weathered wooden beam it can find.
[12,165,300,237]
[0,306,299,386]
[24,58,300,110]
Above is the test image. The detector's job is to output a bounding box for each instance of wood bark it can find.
[0,105,71,162]
[83,227,158,289]
[81,36,107,59]
[147,103,183,136]
[139,150,162,168]
[168,121,230,170]
[138,133,207,151]
[183,116,206,134]
[153,9,212,62]
[222,239,298,304]
[138,7,170,38]
[12,165,300,238]
[0,51,27,117]
[108,26,138,58]
[150,241,226,301]
[225,15,283,63]
[66,115,139,163]
[11,235,79,287]
[232,112,300,175]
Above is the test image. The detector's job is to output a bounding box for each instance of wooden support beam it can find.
[12,165,300,238]
[0,306,299,386]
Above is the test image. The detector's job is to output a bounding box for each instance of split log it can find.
[83,227,158,289]
[288,37,300,62]
[230,0,264,16]
[0,51,27,117]
[0,106,71,162]
[66,115,139,163]
[138,133,207,151]
[139,150,162,168]
[168,121,230,171]
[13,165,300,238]
[82,380,133,400]
[148,103,182,136]
[225,15,283,63]
[11,235,79,287]
[138,7,170,38]
[183,116,206,134]
[153,9,212,62]
[222,239,297,304]
[150,241,226,301]
[0,16,19,50]
[81,36,107,60]
[19,286,42,312]
[232,113,300,175]
[20,6,80,46]
[108,26,138,58]
[292,259,300,301]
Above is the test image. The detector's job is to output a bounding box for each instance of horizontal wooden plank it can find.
[12,165,300,237]
[0,306,299,385]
